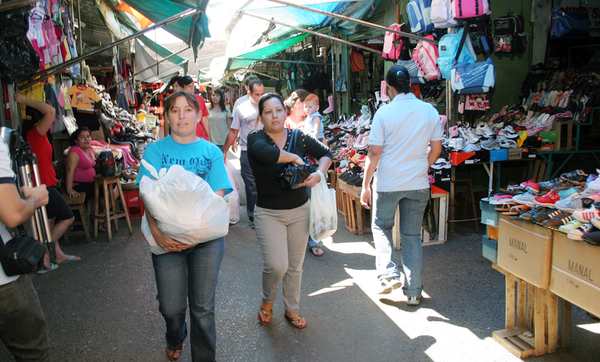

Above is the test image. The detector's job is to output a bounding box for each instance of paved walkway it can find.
[1,173,599,361]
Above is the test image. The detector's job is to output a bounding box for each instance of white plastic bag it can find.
[225,160,246,206]
[225,187,240,224]
[309,171,338,241]
[139,160,230,255]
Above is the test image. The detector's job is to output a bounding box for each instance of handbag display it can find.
[451,22,495,94]
[551,0,590,40]
[0,227,46,276]
[277,130,317,190]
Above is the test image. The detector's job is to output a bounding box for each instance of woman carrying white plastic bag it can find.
[309,171,337,241]
[135,91,232,362]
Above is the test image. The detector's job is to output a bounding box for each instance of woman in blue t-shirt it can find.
[138,91,231,361]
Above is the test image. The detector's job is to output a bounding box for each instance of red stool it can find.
[123,189,145,219]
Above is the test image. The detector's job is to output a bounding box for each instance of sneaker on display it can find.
[461,143,481,153]
[447,137,465,152]
[475,122,494,138]
[561,169,588,184]
[481,137,500,150]
[591,218,600,229]
[431,158,451,170]
[498,125,520,139]
[520,179,540,195]
[555,196,586,212]
[459,127,480,144]
[542,213,574,230]
[567,223,596,241]
[539,179,571,192]
[583,231,600,246]
[558,219,583,234]
[498,136,518,148]
[513,192,538,207]
[534,191,561,207]
[573,206,600,223]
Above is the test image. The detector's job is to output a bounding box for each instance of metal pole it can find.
[0,80,5,127]
[7,86,20,130]
[18,8,199,91]
[265,0,438,45]
[77,0,83,57]
[230,57,330,66]
[241,12,381,54]
[0,0,38,13]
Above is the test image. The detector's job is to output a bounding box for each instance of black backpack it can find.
[492,0,527,54]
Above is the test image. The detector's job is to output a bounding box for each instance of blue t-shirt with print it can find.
[136,136,232,195]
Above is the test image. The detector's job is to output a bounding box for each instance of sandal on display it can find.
[166,345,183,361]
[494,203,513,212]
[258,308,272,325]
[504,205,531,216]
[310,246,324,257]
[285,314,307,329]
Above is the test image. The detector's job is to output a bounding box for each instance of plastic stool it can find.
[123,189,145,219]
[93,174,133,241]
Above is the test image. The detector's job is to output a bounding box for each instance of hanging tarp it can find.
[134,39,183,83]
[137,35,186,65]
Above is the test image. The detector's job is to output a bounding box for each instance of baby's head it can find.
[304,93,320,115]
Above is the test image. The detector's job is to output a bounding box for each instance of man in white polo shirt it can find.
[223,80,265,227]
[360,65,443,305]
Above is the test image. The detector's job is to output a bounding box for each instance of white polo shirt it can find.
[369,92,443,192]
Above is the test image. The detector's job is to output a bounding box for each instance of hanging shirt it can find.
[68,85,100,112]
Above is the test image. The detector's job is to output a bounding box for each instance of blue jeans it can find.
[0,276,50,361]
[152,237,225,362]
[372,189,429,297]
[240,151,257,219]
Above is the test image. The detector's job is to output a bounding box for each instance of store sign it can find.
[560,0,600,37]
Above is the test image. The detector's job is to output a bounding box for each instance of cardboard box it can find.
[549,232,600,317]
[449,151,474,165]
[430,167,451,193]
[522,147,538,159]
[523,135,543,148]
[482,235,498,263]
[464,150,488,164]
[507,148,522,160]
[489,149,508,162]
[497,215,553,288]
[480,200,499,226]
[487,225,499,241]
[540,144,554,152]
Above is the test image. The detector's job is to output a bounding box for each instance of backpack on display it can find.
[97,151,116,176]
[407,0,435,34]
[458,93,489,115]
[451,24,495,94]
[431,0,458,28]
[396,59,427,84]
[437,26,476,80]
[453,0,491,20]
[493,0,527,53]
[412,35,441,81]
[382,23,410,60]
[551,0,590,39]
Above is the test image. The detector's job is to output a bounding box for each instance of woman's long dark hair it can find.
[210,88,227,112]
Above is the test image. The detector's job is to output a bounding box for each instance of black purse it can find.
[0,227,46,276]
[277,130,318,190]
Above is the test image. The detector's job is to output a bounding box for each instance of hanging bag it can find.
[412,35,441,81]
[451,22,495,94]
[437,26,476,80]
[382,23,409,60]
[453,0,491,20]
[396,59,427,84]
[551,0,590,40]
[309,171,338,241]
[431,0,458,28]
[493,0,527,53]
[407,0,435,34]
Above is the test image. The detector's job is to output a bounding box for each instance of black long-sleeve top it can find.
[247,129,332,210]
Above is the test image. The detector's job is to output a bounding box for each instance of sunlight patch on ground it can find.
[577,322,600,334]
[323,239,376,257]
[307,278,355,297]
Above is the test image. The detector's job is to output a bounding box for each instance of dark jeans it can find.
[240,151,257,219]
[0,276,50,362]
[152,237,225,362]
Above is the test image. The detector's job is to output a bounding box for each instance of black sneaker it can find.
[561,170,588,185]
[249,216,255,229]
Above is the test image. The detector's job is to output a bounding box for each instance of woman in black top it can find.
[247,93,332,329]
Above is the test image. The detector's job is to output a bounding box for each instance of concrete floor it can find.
[1,170,599,361]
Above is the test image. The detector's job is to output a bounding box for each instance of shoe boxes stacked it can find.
[549,232,600,317]
[429,167,450,194]
[123,189,145,219]
[481,200,500,263]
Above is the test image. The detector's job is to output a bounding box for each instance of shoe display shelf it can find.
[392,193,448,250]
[337,179,371,235]
[537,107,600,181]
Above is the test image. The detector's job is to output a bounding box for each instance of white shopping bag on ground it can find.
[139,160,230,255]
[225,160,246,206]
[309,171,338,241]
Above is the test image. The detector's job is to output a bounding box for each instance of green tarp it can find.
[227,33,310,72]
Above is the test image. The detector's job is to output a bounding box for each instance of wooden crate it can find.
[338,179,371,235]
[393,193,448,250]
[492,264,560,358]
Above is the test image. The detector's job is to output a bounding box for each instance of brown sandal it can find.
[258,308,272,325]
[166,345,183,361]
[285,314,307,329]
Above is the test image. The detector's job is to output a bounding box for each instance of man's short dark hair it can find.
[386,65,411,94]
[248,80,264,94]
[244,75,259,86]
